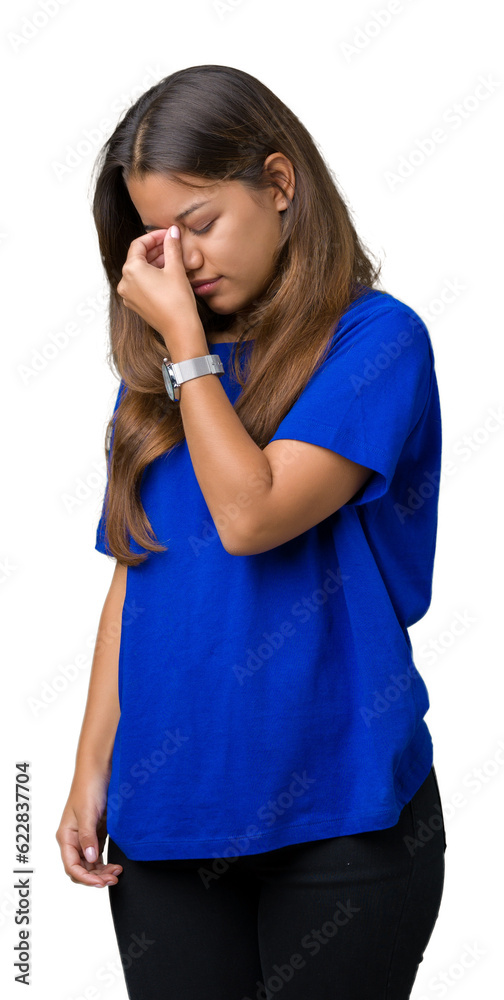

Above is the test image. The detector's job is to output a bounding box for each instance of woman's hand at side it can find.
[56,561,127,887]
[56,768,123,888]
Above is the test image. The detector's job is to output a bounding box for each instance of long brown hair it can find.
[90,64,384,566]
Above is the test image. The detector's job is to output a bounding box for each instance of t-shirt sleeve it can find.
[267,305,434,507]
[95,378,127,555]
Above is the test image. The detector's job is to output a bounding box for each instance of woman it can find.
[56,64,446,999]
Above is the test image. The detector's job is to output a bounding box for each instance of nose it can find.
[179,235,204,275]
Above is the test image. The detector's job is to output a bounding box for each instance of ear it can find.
[262,152,295,211]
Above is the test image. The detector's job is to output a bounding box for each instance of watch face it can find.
[162,361,176,401]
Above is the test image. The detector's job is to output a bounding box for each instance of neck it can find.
[207,319,256,345]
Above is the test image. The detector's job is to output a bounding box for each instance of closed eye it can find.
[143,221,215,236]
[188,221,215,235]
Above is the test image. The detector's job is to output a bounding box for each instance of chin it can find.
[209,305,235,317]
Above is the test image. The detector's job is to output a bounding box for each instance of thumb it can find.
[163,224,182,259]
[78,815,101,863]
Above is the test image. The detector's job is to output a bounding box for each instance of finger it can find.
[145,233,167,251]
[97,862,124,882]
[127,229,168,260]
[102,862,124,876]
[146,246,165,267]
[146,243,163,259]
[59,833,117,882]
[66,856,123,887]
[78,826,102,866]
[162,225,182,261]
[69,869,120,887]
[61,842,108,886]
[78,861,124,885]
[84,860,124,879]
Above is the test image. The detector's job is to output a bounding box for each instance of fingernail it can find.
[85,847,97,862]
[169,225,180,239]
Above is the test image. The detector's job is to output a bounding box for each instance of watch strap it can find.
[170,354,224,384]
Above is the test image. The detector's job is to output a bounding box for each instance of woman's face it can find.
[124,167,291,318]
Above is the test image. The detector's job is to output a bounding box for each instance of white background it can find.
[1,0,503,997]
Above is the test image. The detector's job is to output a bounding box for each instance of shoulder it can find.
[324,290,435,390]
[336,289,433,357]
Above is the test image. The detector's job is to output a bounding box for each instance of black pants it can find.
[106,765,446,999]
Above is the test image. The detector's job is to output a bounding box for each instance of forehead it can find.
[126,173,236,229]
[124,172,250,227]
[125,171,222,205]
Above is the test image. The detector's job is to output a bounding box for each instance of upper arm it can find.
[106,560,128,609]
[226,439,373,556]
[226,305,434,556]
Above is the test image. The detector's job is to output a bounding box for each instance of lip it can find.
[190,276,222,294]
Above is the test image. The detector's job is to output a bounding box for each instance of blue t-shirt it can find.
[95,288,442,861]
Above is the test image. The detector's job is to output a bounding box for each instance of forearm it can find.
[170,336,273,553]
[178,370,273,552]
[73,563,127,777]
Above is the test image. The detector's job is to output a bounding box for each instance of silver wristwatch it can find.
[162,354,225,402]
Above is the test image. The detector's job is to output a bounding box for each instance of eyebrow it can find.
[143,199,212,231]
